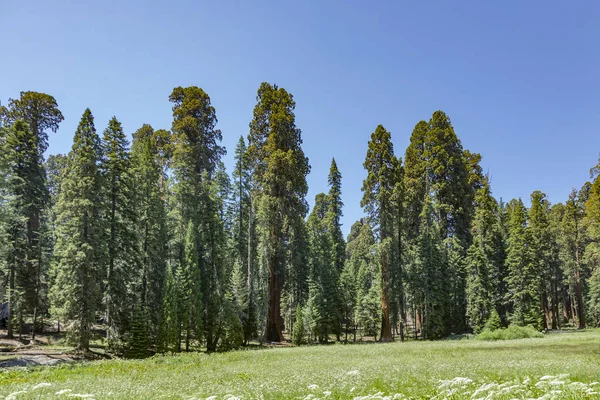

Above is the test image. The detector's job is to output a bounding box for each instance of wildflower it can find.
[56,389,73,395]
[32,382,52,390]
[6,391,28,400]
[346,370,360,376]
[308,384,319,390]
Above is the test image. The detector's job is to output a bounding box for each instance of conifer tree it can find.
[247,83,310,342]
[51,109,103,351]
[528,191,561,329]
[361,124,399,341]
[169,86,227,351]
[465,180,497,332]
[101,117,138,350]
[505,198,538,327]
[307,193,341,342]
[131,125,168,343]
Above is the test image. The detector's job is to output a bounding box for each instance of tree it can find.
[361,124,399,342]
[169,86,227,352]
[51,109,103,351]
[247,83,310,342]
[2,120,41,338]
[528,190,561,329]
[131,124,169,344]
[307,193,341,343]
[1,92,63,338]
[101,117,139,351]
[465,180,497,332]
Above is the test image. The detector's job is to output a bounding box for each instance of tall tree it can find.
[1,92,63,337]
[2,120,43,338]
[306,193,341,342]
[131,125,169,344]
[361,124,398,342]
[465,179,498,332]
[101,117,138,350]
[51,109,103,351]
[528,190,561,329]
[247,83,310,342]
[169,86,227,351]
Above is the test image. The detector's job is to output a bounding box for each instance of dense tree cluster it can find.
[1,88,600,356]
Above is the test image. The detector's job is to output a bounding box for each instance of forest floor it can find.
[1,330,600,399]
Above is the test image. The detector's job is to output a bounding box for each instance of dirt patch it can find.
[0,354,72,368]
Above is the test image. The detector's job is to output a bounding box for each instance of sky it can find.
[1,1,599,236]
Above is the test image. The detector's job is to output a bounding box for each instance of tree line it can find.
[1,86,599,356]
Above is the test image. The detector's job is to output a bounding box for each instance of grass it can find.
[1,330,600,399]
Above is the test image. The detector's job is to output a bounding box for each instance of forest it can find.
[1,85,600,357]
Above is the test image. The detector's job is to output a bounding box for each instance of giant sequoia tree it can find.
[247,83,309,342]
[361,124,400,342]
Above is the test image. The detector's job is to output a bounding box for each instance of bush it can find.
[483,310,502,332]
[476,325,544,341]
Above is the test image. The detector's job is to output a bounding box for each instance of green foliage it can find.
[247,82,310,342]
[50,109,103,351]
[291,305,305,345]
[101,116,138,351]
[476,324,543,341]
[127,306,151,359]
[484,309,502,331]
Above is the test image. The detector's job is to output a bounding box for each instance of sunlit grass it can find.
[1,330,600,399]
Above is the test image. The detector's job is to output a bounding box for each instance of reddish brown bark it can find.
[379,252,392,342]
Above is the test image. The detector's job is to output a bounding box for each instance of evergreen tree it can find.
[101,117,138,351]
[465,179,499,332]
[528,190,561,329]
[131,124,168,345]
[505,199,538,327]
[169,86,227,351]
[307,193,341,343]
[51,109,103,351]
[361,124,399,341]
[247,83,310,342]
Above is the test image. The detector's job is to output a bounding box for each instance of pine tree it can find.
[528,191,561,329]
[101,117,138,351]
[505,198,538,328]
[130,124,169,346]
[412,193,446,339]
[51,109,103,351]
[465,180,497,332]
[247,83,310,342]
[307,193,341,343]
[169,86,227,352]
[361,124,399,341]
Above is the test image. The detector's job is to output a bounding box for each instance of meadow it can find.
[1,331,600,399]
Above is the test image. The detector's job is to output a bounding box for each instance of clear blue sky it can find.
[2,1,599,236]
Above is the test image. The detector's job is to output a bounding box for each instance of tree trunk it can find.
[542,293,550,330]
[266,252,283,342]
[380,252,393,342]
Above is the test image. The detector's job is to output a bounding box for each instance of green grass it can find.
[1,331,600,399]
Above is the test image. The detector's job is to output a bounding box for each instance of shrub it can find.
[484,310,502,332]
[476,325,544,341]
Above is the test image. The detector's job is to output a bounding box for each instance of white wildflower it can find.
[539,375,556,381]
[206,397,217,400]
[32,382,52,390]
[308,384,319,390]
[67,395,95,399]
[6,391,28,400]
[438,377,473,389]
[346,370,360,376]
[55,389,73,395]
